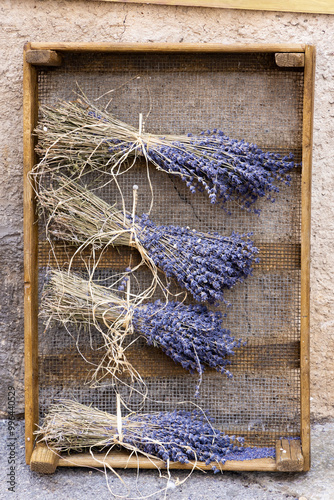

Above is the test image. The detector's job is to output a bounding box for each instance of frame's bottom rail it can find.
[30,441,304,474]
[58,452,277,471]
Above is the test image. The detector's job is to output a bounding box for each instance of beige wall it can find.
[0,0,333,420]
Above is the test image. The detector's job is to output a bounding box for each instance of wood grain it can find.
[30,444,60,474]
[290,439,304,470]
[275,53,305,68]
[23,42,39,465]
[58,449,277,471]
[90,0,334,15]
[276,439,303,471]
[29,42,306,53]
[26,50,62,67]
[300,45,315,472]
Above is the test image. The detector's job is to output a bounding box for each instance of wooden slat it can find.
[38,241,301,272]
[26,50,62,67]
[275,53,305,68]
[276,438,290,469]
[23,42,39,465]
[276,439,303,471]
[50,52,288,74]
[300,45,315,472]
[30,444,59,474]
[57,449,276,471]
[290,439,304,470]
[39,340,300,385]
[29,42,306,53]
[91,0,334,15]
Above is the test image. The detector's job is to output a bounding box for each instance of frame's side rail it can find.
[23,42,39,464]
[300,44,315,472]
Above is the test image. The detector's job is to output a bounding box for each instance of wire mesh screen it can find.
[36,51,303,448]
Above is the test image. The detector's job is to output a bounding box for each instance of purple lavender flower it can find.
[122,410,234,467]
[123,410,275,468]
[88,108,296,211]
[136,214,259,304]
[146,131,295,212]
[133,300,242,377]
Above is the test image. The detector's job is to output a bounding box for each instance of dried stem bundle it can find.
[42,265,145,389]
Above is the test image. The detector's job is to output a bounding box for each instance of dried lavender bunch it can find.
[43,270,242,378]
[133,300,241,377]
[123,411,243,471]
[34,97,296,212]
[35,399,274,472]
[38,177,259,304]
[135,214,258,304]
[144,132,295,212]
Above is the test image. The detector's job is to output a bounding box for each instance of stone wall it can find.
[0,0,333,420]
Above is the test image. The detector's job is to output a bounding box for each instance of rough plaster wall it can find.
[0,0,333,420]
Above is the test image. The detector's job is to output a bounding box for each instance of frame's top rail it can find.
[28,42,306,53]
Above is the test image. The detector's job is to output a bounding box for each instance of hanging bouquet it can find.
[34,96,296,212]
[38,177,259,304]
[35,399,274,472]
[43,270,243,378]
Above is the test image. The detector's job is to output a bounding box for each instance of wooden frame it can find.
[23,42,39,464]
[23,42,314,473]
[92,0,334,15]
